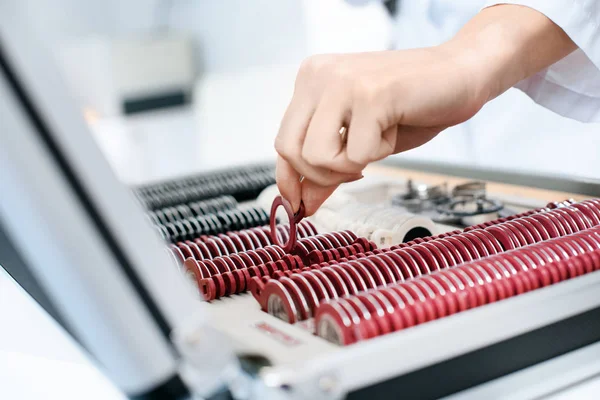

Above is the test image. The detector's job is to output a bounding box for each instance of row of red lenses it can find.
[391,200,600,253]
[249,238,376,303]
[462,199,575,232]
[305,237,377,265]
[389,229,463,250]
[390,200,579,249]
[314,226,600,345]
[290,230,359,260]
[195,254,304,301]
[167,220,318,264]
[187,232,368,301]
[254,199,600,323]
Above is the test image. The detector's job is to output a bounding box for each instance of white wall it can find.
[24,0,600,182]
[388,0,600,181]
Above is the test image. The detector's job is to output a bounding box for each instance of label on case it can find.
[253,322,302,347]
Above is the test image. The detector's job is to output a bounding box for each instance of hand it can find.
[274,5,576,216]
[275,46,487,215]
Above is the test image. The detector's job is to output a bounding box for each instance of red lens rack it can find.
[168,220,318,264]
[183,229,374,301]
[315,227,600,345]
[255,200,600,325]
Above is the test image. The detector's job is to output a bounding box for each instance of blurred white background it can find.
[22,0,600,184]
[2,2,600,398]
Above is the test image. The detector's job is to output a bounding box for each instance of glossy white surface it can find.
[445,340,600,400]
[0,268,125,399]
[3,1,599,397]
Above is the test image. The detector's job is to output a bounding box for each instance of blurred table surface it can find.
[88,106,278,185]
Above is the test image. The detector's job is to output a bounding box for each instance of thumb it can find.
[301,174,363,216]
[276,156,302,212]
[393,125,445,154]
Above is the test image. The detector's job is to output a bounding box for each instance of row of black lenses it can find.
[133,164,275,209]
[156,207,271,242]
[148,195,238,225]
[135,163,274,194]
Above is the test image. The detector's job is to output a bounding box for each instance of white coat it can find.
[381,0,600,179]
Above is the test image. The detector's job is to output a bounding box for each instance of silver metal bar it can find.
[259,270,600,398]
[0,3,210,395]
[444,341,600,400]
[380,158,600,197]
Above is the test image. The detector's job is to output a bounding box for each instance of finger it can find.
[274,91,314,165]
[322,137,368,173]
[346,107,382,165]
[321,125,394,173]
[301,180,339,217]
[275,94,358,187]
[393,125,444,154]
[276,156,302,212]
[302,181,339,216]
[302,90,364,174]
[301,174,364,216]
[278,151,362,188]
[371,125,398,161]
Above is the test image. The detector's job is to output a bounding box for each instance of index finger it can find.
[276,156,302,213]
[300,179,339,217]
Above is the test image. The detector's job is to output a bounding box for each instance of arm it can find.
[274,4,577,215]
[449,5,577,103]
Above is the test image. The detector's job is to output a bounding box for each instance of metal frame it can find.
[0,221,68,331]
[0,4,211,397]
[3,2,600,399]
[381,158,600,197]
[445,340,600,400]
[252,269,600,399]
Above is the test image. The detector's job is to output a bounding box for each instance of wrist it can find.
[434,38,501,113]
[442,5,577,103]
[441,21,525,105]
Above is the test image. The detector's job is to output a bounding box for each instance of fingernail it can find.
[291,199,301,213]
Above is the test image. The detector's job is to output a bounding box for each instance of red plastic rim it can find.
[270,196,305,253]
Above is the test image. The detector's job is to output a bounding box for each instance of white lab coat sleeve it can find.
[483,0,600,122]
